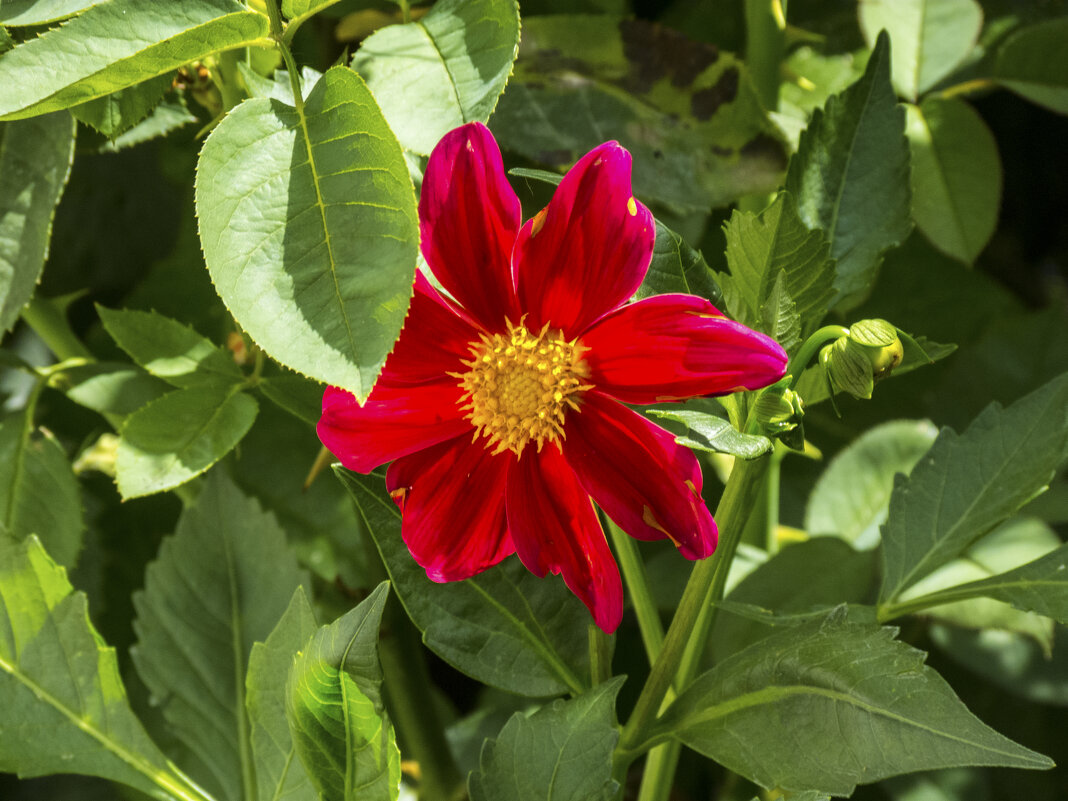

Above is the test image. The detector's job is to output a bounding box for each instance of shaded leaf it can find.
[785,31,911,308]
[50,361,171,416]
[805,419,939,549]
[257,374,324,426]
[659,616,1052,796]
[351,0,521,155]
[492,16,787,211]
[994,18,1068,115]
[906,97,1001,264]
[98,98,198,153]
[338,468,591,697]
[759,271,801,354]
[638,221,722,304]
[71,74,172,139]
[0,410,83,568]
[196,65,419,401]
[98,305,243,389]
[0,113,76,334]
[880,372,1068,602]
[116,384,259,499]
[132,472,309,801]
[0,0,270,120]
[286,583,400,801]
[0,0,94,25]
[858,0,983,100]
[645,404,772,460]
[0,534,180,799]
[247,588,319,801]
[469,678,624,801]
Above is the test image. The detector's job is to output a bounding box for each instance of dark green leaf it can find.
[132,472,309,801]
[247,588,319,801]
[0,1,94,25]
[645,404,772,459]
[785,31,912,308]
[0,410,83,568]
[719,191,836,344]
[116,384,259,498]
[659,616,1052,796]
[351,0,521,155]
[492,16,787,211]
[196,65,419,402]
[97,305,243,389]
[50,361,171,416]
[0,113,76,334]
[257,374,324,426]
[880,372,1068,602]
[469,679,624,801]
[0,534,181,798]
[906,97,1002,264]
[760,271,801,354]
[98,98,198,153]
[338,468,591,697]
[638,221,722,304]
[858,0,983,100]
[71,74,172,139]
[0,0,270,120]
[286,583,401,801]
[994,18,1068,114]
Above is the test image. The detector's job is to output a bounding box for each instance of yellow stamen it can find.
[455,318,591,456]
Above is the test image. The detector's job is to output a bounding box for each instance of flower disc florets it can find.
[457,318,591,456]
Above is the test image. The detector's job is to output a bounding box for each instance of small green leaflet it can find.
[50,362,171,416]
[645,405,772,460]
[196,65,419,402]
[286,583,401,801]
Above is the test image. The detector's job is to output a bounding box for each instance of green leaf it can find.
[286,582,401,801]
[247,588,319,801]
[906,97,1001,264]
[759,271,801,354]
[858,0,983,100]
[0,113,76,334]
[785,31,912,308]
[98,305,243,389]
[116,384,259,498]
[338,469,591,697]
[132,472,309,801]
[645,403,773,460]
[0,534,185,799]
[880,372,1068,602]
[0,1,94,25]
[0,0,270,120]
[196,65,419,401]
[0,410,83,568]
[257,373,324,425]
[469,678,624,801]
[719,191,836,345]
[805,419,939,549]
[49,361,171,416]
[283,0,339,20]
[98,98,198,153]
[994,18,1068,115]
[71,74,172,139]
[351,0,521,155]
[658,616,1052,796]
[491,16,788,211]
[637,221,723,304]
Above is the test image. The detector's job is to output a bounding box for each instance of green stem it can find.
[20,297,92,361]
[264,0,305,112]
[764,444,786,556]
[745,0,786,112]
[605,517,664,665]
[398,0,412,23]
[877,583,997,623]
[937,78,996,100]
[787,325,849,390]
[588,624,613,686]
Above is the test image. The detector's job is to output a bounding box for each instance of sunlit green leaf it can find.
[659,615,1052,795]
[352,0,521,155]
[116,384,259,499]
[98,98,198,153]
[0,0,270,120]
[0,534,181,799]
[286,583,401,801]
[0,113,76,334]
[785,31,911,309]
[994,18,1068,115]
[906,98,1001,264]
[50,362,171,416]
[338,468,591,697]
[880,372,1068,602]
[646,404,772,460]
[858,0,983,100]
[71,75,172,139]
[132,472,309,801]
[0,0,94,25]
[257,373,324,426]
[196,65,419,401]
[469,679,624,801]
[0,410,83,568]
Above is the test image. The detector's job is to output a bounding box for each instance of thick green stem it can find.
[20,297,92,361]
[588,624,613,686]
[745,0,786,112]
[877,583,997,623]
[606,517,664,665]
[787,325,849,389]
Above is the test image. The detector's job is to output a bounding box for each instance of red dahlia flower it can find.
[318,122,787,633]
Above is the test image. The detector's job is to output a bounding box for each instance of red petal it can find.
[582,294,789,403]
[420,122,520,332]
[386,435,514,581]
[318,382,470,474]
[507,445,623,633]
[562,392,717,560]
[514,142,655,338]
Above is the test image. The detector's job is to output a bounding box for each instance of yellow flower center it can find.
[457,319,591,456]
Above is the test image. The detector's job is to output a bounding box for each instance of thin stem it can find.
[588,624,613,686]
[264,0,306,113]
[398,0,412,23]
[937,78,996,100]
[764,444,786,556]
[787,325,849,390]
[605,516,664,665]
[20,297,92,361]
[745,0,786,112]
[877,582,998,623]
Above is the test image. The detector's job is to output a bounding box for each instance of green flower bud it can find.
[753,381,806,450]
[821,337,875,400]
[848,318,903,380]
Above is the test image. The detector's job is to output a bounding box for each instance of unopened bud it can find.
[848,319,903,380]
[753,381,805,450]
